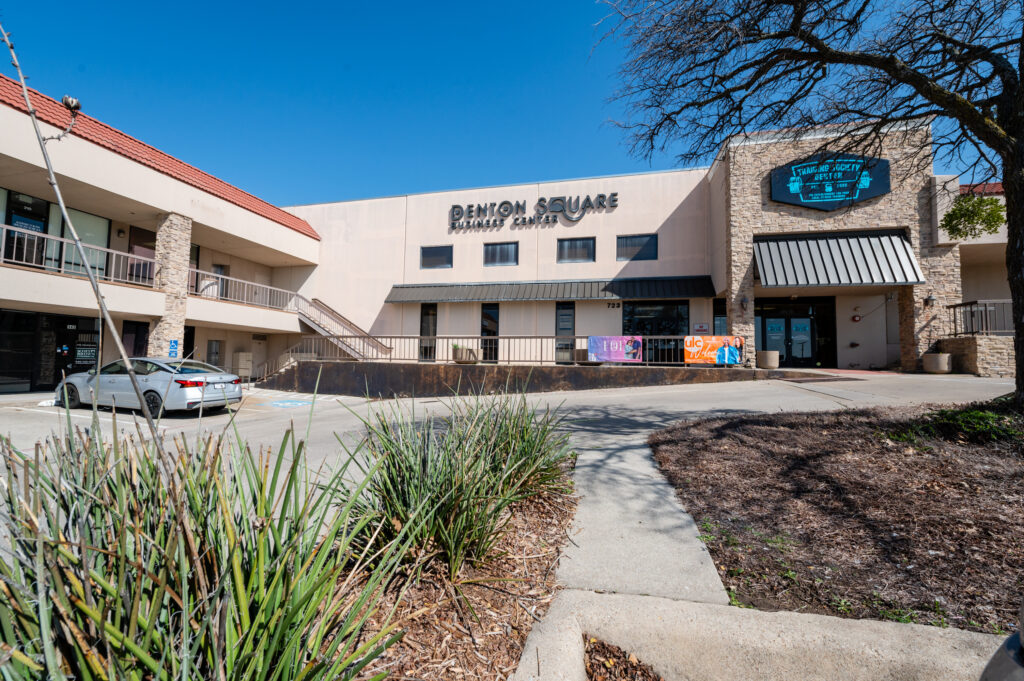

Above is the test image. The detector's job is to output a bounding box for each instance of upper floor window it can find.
[557,237,595,263]
[484,241,518,266]
[617,234,658,261]
[420,245,453,269]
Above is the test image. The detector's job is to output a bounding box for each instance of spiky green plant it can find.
[0,413,411,681]
[345,391,573,580]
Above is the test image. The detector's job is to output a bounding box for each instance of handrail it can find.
[1,222,157,287]
[188,268,298,310]
[310,298,391,352]
[946,299,1013,336]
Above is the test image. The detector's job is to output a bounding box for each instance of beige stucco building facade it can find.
[0,74,1015,392]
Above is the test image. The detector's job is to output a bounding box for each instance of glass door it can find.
[481,303,499,363]
[419,303,437,361]
[4,192,49,267]
[754,298,837,368]
[555,302,575,364]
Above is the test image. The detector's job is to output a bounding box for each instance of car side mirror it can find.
[88,368,96,375]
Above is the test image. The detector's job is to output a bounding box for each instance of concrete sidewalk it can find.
[513,374,1011,680]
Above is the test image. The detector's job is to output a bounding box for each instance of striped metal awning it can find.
[385,276,716,304]
[754,231,925,288]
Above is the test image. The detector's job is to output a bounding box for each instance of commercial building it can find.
[0,74,1015,393]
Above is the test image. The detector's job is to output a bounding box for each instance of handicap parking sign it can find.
[168,340,179,359]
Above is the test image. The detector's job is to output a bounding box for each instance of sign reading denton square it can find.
[449,192,618,230]
[770,154,890,211]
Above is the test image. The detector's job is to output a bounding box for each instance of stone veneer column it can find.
[148,213,192,358]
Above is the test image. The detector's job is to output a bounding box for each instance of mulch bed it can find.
[583,636,663,681]
[357,490,577,680]
[648,404,1023,635]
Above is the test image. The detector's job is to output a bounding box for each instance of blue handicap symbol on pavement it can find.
[271,400,312,409]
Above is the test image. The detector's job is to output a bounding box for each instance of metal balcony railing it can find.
[1,223,157,287]
[188,268,298,310]
[947,300,1015,335]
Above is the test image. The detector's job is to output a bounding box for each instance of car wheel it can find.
[60,384,81,409]
[144,391,164,418]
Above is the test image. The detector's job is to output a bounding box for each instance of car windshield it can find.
[167,360,224,375]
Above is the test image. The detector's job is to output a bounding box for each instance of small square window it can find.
[617,234,658,261]
[557,238,595,263]
[420,245,453,269]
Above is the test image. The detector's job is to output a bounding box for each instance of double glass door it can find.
[755,298,836,368]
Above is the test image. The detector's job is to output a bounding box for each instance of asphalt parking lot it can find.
[0,372,1015,470]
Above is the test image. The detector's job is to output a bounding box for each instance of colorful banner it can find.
[587,336,642,363]
[684,336,744,365]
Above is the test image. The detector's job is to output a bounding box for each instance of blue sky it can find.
[0,2,679,206]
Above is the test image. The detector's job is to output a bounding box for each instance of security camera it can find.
[61,95,80,112]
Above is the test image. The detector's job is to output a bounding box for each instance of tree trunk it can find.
[1002,158,1024,410]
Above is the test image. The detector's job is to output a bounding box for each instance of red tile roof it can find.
[960,182,1004,195]
[0,74,319,240]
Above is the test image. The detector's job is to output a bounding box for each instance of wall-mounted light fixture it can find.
[740,296,749,312]
[116,228,126,238]
[923,294,936,308]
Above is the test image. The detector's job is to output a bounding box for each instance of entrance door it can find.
[4,192,49,267]
[555,302,575,364]
[481,303,499,363]
[122,321,150,357]
[755,298,836,368]
[419,303,437,361]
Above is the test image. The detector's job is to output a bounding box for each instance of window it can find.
[713,298,728,335]
[484,241,518,266]
[617,234,658,261]
[421,245,453,269]
[100,360,128,375]
[556,237,595,263]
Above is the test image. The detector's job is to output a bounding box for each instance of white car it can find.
[56,358,242,415]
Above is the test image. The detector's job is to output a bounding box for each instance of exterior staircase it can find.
[253,295,391,380]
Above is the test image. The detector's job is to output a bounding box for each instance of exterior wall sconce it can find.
[116,228,126,238]
[923,294,936,308]
[740,296,749,312]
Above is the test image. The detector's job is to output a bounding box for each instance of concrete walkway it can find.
[513,374,1012,680]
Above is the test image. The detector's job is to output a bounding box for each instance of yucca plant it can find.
[0,412,411,681]
[345,390,573,580]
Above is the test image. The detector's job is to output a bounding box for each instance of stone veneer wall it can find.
[718,127,962,369]
[148,213,192,358]
[938,335,1015,377]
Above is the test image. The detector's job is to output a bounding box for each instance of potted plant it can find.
[452,343,478,364]
[922,341,952,374]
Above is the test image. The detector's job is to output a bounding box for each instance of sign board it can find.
[693,322,710,335]
[684,336,744,365]
[770,154,890,211]
[75,343,98,364]
[587,336,642,363]
[168,339,179,359]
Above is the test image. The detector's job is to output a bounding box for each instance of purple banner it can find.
[588,336,642,363]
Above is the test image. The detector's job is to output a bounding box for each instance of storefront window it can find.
[622,300,689,363]
[713,298,727,335]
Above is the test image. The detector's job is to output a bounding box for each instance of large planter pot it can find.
[756,350,780,370]
[922,352,952,374]
[452,347,478,364]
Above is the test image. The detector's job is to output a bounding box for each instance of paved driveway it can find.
[0,373,1013,467]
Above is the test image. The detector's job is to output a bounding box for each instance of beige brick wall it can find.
[148,212,192,358]
[939,335,1015,377]
[717,127,962,369]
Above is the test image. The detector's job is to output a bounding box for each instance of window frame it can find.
[616,234,658,262]
[420,244,454,269]
[556,237,596,264]
[483,241,519,267]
